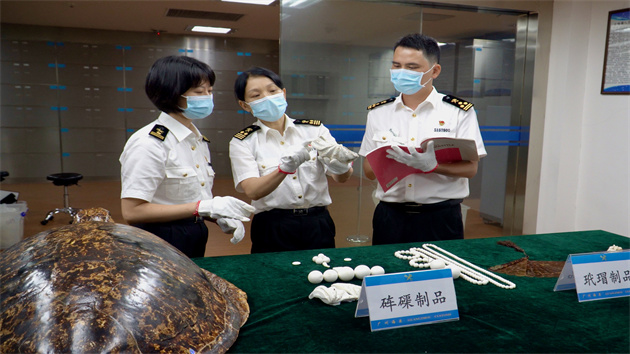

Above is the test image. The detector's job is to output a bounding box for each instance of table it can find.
[193,230,630,353]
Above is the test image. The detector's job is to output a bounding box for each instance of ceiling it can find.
[0,0,525,45]
[0,0,281,40]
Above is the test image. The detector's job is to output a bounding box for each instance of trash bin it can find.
[0,201,28,249]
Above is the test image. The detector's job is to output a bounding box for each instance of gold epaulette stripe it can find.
[443,95,474,111]
[233,125,261,140]
[149,125,169,141]
[293,119,321,126]
[367,97,395,110]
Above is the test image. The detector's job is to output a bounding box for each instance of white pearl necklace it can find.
[394,243,516,289]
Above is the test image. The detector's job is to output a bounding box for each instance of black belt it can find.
[380,199,462,213]
[265,206,327,216]
[132,216,204,228]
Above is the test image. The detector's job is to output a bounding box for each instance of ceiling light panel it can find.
[190,26,232,34]
[221,0,276,5]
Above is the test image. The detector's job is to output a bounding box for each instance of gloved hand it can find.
[196,196,255,221]
[278,144,311,174]
[318,156,351,175]
[385,141,438,173]
[217,218,246,244]
[310,136,359,164]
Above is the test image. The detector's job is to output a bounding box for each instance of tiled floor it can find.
[1,176,508,256]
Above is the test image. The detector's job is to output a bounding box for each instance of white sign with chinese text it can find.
[554,250,630,302]
[355,269,458,331]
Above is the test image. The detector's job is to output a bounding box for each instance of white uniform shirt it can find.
[229,117,335,213]
[120,112,215,205]
[359,88,487,204]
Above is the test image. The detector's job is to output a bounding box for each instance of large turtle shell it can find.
[0,221,249,353]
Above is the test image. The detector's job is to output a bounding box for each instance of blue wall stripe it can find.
[481,125,529,130]
[327,124,366,129]
[327,124,529,147]
[481,131,521,141]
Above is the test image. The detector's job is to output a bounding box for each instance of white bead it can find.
[323,269,338,282]
[315,257,324,265]
[308,270,323,284]
[370,265,385,275]
[292,261,301,266]
[430,259,446,269]
[354,265,371,279]
[336,267,354,281]
[446,265,461,279]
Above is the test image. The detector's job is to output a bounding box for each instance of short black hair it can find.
[145,55,216,113]
[394,33,440,64]
[234,67,284,101]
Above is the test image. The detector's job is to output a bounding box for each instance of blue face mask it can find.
[247,92,288,122]
[180,94,214,120]
[390,65,435,95]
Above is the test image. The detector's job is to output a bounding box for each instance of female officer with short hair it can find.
[229,67,358,253]
[120,55,254,258]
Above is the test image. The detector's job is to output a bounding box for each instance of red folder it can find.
[366,138,479,192]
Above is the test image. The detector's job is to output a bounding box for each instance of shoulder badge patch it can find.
[234,125,261,140]
[202,135,210,143]
[443,95,474,111]
[293,119,321,126]
[367,97,396,110]
[149,125,169,141]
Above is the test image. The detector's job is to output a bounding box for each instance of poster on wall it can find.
[601,8,630,94]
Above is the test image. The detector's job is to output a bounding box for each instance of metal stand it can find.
[346,157,370,243]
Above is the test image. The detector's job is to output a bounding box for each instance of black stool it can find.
[41,173,83,225]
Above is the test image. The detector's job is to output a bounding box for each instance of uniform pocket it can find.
[373,130,405,145]
[164,167,199,201]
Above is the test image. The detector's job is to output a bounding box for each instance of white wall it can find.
[533,0,629,236]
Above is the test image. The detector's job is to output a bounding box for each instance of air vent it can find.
[166,8,244,21]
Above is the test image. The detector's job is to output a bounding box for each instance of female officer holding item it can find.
[229,67,358,253]
[120,55,254,258]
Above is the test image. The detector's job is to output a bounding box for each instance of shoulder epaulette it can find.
[442,95,474,111]
[234,125,261,140]
[293,119,321,126]
[202,135,210,143]
[149,125,169,141]
[367,97,396,110]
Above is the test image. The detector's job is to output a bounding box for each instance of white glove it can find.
[197,196,255,222]
[217,218,245,244]
[318,156,351,175]
[278,144,311,174]
[310,136,359,164]
[308,283,362,306]
[385,141,438,173]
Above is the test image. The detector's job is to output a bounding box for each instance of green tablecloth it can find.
[194,230,630,353]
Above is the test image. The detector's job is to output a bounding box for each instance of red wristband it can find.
[193,200,201,217]
[278,166,295,174]
[423,163,439,174]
